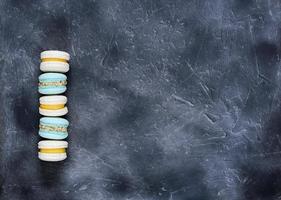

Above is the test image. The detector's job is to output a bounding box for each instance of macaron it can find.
[39,117,69,140]
[39,95,68,116]
[40,50,70,73]
[38,73,67,95]
[38,140,68,162]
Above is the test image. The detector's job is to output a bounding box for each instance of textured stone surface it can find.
[1,0,281,199]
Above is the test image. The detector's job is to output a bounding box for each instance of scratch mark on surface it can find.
[172,94,194,106]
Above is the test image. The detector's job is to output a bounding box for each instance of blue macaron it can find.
[39,117,69,140]
[38,73,67,95]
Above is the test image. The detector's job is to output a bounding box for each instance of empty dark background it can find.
[1,0,281,199]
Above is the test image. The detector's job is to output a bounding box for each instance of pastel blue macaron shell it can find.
[39,117,69,140]
[39,131,68,140]
[40,117,69,126]
[38,87,66,95]
[38,73,67,95]
[39,73,67,80]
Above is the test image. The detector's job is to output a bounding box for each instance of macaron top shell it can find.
[41,50,70,61]
[39,73,67,81]
[38,140,68,149]
[40,117,69,126]
[40,95,67,105]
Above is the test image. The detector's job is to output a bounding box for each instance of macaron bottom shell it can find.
[38,87,66,95]
[39,107,68,117]
[39,131,68,140]
[38,152,67,162]
[40,62,69,73]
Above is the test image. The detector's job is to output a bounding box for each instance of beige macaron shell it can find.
[41,50,70,61]
[40,62,69,73]
[38,140,68,149]
[39,95,67,105]
[38,152,67,162]
[39,107,68,117]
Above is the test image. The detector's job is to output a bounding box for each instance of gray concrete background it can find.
[1,0,281,199]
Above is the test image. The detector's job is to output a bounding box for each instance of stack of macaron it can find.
[38,50,70,162]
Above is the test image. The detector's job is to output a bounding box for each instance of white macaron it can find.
[40,50,70,73]
[38,140,68,162]
[39,95,68,116]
